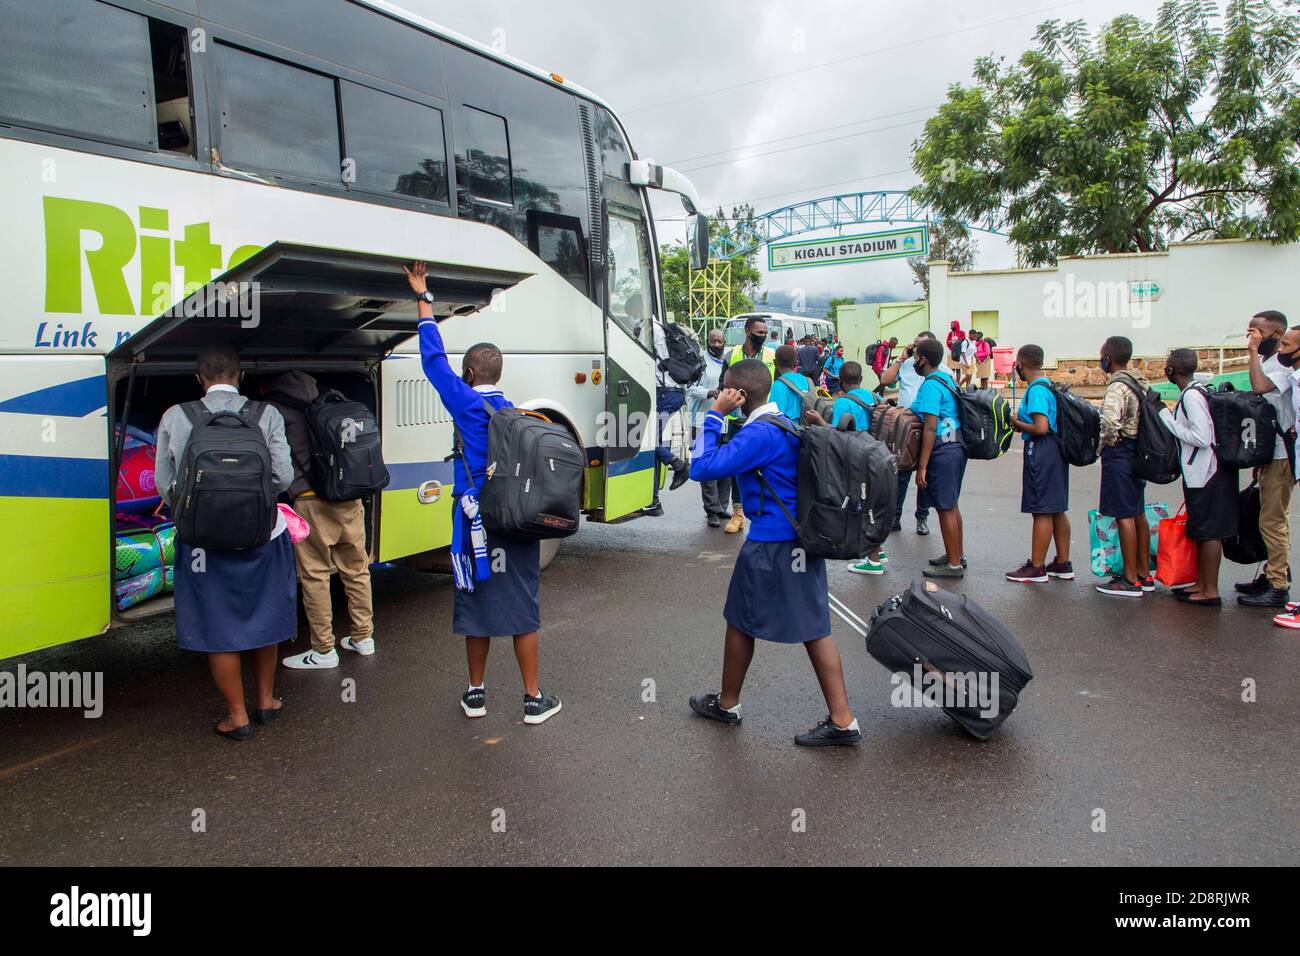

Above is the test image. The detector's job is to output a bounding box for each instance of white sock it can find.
[468,683,484,693]
[722,700,741,716]
[835,717,860,732]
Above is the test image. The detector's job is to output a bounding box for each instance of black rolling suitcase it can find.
[865,580,1033,739]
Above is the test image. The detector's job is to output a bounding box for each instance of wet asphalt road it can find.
[2,450,1298,867]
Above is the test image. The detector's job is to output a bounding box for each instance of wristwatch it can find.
[415,290,435,304]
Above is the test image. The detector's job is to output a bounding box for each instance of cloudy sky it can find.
[408,0,1167,305]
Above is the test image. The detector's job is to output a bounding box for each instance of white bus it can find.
[723,312,835,349]
[0,0,706,660]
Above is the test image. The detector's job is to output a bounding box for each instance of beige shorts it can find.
[976,359,993,378]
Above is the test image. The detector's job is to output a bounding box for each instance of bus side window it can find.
[461,106,513,206]
[0,0,193,156]
[606,207,654,349]
[527,210,589,297]
[339,82,449,206]
[211,43,339,184]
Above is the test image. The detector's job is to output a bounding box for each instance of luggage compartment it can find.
[106,366,380,623]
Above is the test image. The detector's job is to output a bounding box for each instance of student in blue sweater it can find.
[405,262,561,726]
[687,358,861,747]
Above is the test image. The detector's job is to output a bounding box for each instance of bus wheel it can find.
[539,537,561,571]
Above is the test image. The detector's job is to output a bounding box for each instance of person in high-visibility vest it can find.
[719,317,777,533]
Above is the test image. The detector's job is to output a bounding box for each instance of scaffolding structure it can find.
[686,260,731,337]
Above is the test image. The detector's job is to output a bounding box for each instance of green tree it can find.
[826,297,856,322]
[658,242,689,318]
[907,220,979,296]
[912,0,1300,265]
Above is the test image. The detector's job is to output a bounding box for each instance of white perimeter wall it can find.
[928,239,1300,366]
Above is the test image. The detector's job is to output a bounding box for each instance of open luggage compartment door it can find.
[107,242,531,369]
[105,243,532,616]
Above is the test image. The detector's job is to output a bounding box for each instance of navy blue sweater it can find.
[690,407,800,542]
[418,319,511,498]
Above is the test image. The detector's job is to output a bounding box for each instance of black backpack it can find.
[466,399,583,540]
[1030,379,1100,467]
[1116,374,1180,484]
[270,389,389,501]
[1200,382,1278,470]
[662,323,705,386]
[949,338,963,362]
[1223,480,1267,564]
[866,341,883,366]
[754,415,897,559]
[172,400,277,551]
[937,376,1014,460]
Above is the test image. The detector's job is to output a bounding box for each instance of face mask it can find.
[748,333,766,351]
[913,359,926,375]
[1278,348,1300,368]
[1259,336,1281,358]
[707,345,724,358]
[1099,355,1112,374]
[1015,364,1028,382]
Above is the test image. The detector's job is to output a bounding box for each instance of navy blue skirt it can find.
[724,538,831,644]
[1185,466,1239,541]
[174,533,297,653]
[919,438,967,512]
[1021,434,1069,514]
[452,525,541,637]
[1099,440,1146,518]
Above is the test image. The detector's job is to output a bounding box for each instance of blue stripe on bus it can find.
[385,459,455,491]
[0,454,107,499]
[0,376,107,417]
[607,449,655,477]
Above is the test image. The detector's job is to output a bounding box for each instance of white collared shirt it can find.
[1158,385,1217,488]
[206,383,238,395]
[742,401,780,426]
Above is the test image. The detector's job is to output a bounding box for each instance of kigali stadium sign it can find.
[767,225,929,270]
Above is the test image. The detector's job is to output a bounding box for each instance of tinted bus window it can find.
[0,0,156,149]
[607,206,653,348]
[213,43,340,183]
[529,212,588,296]
[463,106,513,206]
[341,82,448,204]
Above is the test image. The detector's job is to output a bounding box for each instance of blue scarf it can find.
[451,490,492,592]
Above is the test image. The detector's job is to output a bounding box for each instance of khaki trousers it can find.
[1258,457,1293,589]
[292,496,374,652]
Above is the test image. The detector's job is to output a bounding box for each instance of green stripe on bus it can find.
[0,496,110,660]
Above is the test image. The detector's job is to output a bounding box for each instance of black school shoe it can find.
[1238,586,1291,608]
[915,517,930,535]
[707,513,721,528]
[669,458,690,491]
[794,716,862,748]
[461,687,486,718]
[689,693,741,725]
[523,692,562,725]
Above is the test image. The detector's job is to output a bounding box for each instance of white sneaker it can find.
[340,635,375,656]
[282,649,339,670]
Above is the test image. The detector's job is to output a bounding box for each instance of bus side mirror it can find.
[688,213,710,271]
